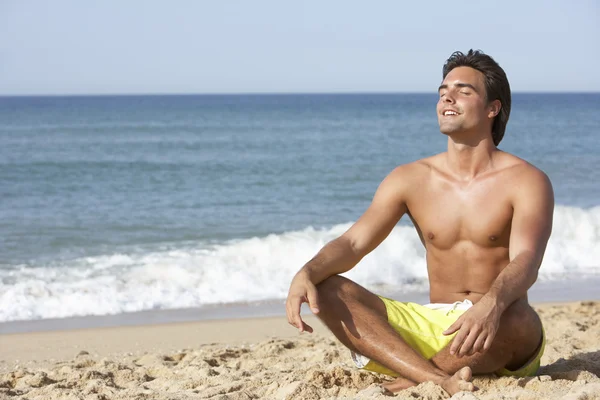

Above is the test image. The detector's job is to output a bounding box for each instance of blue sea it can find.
[1,93,599,326]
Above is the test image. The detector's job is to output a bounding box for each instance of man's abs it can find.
[425,244,511,303]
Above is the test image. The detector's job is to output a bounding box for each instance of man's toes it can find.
[458,381,475,392]
[382,377,417,393]
[457,366,473,381]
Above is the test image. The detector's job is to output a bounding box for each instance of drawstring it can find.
[445,299,474,316]
[445,301,464,316]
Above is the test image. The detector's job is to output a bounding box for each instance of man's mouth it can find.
[443,110,459,116]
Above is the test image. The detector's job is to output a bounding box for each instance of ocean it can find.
[1,93,599,327]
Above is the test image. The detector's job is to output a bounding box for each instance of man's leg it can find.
[370,295,543,391]
[430,298,543,375]
[315,275,474,395]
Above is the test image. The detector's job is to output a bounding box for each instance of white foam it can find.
[0,205,598,322]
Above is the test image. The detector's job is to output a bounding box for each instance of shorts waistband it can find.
[423,299,474,315]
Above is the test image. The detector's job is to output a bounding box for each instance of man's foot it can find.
[381,376,417,393]
[440,367,475,395]
[381,367,474,395]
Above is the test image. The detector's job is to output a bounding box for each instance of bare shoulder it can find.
[371,157,435,207]
[380,156,435,191]
[388,157,433,179]
[499,152,551,182]
[413,152,449,176]
[497,152,554,201]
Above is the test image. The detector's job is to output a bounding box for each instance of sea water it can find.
[0,93,599,323]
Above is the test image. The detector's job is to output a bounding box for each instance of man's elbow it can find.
[510,249,544,278]
[530,267,539,283]
[339,234,366,261]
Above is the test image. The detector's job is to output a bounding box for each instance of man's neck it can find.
[445,134,498,180]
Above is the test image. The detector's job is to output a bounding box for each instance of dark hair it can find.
[442,50,511,146]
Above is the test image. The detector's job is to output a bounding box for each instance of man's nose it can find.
[444,92,456,103]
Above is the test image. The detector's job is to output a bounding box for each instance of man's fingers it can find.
[449,327,468,355]
[483,332,495,352]
[306,284,320,314]
[295,314,305,332]
[443,320,461,336]
[286,297,316,333]
[470,333,487,355]
[286,306,300,329]
[459,329,480,357]
[287,297,304,330]
[291,310,314,333]
[302,321,314,333]
[285,301,292,325]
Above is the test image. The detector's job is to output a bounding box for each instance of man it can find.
[285,50,553,396]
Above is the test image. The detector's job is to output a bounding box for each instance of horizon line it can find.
[1,90,600,98]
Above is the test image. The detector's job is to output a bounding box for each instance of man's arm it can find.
[300,166,410,283]
[445,167,554,356]
[485,167,554,308]
[286,164,413,332]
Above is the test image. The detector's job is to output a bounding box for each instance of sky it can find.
[0,1,598,95]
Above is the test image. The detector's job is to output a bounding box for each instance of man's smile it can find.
[442,109,460,116]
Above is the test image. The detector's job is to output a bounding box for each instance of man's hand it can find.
[443,297,502,357]
[286,273,320,333]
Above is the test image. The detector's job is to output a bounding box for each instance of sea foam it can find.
[1,205,598,322]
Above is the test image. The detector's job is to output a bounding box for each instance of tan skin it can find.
[286,66,554,396]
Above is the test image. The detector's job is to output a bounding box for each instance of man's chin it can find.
[439,126,458,136]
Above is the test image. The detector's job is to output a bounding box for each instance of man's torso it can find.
[401,151,533,304]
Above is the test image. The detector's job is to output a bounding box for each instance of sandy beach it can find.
[1,300,599,400]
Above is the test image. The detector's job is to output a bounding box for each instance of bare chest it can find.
[407,178,513,249]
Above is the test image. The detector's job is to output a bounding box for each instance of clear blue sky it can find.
[1,1,598,95]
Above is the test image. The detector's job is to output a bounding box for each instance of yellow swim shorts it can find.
[350,296,545,378]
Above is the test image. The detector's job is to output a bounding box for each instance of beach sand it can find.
[1,300,599,399]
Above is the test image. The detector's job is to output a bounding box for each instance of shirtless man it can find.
[285,50,554,396]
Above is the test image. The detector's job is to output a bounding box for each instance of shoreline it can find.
[1,275,598,336]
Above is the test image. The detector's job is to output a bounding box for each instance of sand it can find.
[1,300,599,399]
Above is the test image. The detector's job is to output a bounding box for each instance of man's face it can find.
[436,66,492,136]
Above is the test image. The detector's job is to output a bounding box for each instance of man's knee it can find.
[316,275,355,304]
[495,300,543,370]
[496,300,542,364]
[316,275,387,318]
[500,300,539,337]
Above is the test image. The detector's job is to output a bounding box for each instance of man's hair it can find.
[442,50,511,146]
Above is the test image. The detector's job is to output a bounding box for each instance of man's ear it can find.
[488,100,501,118]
